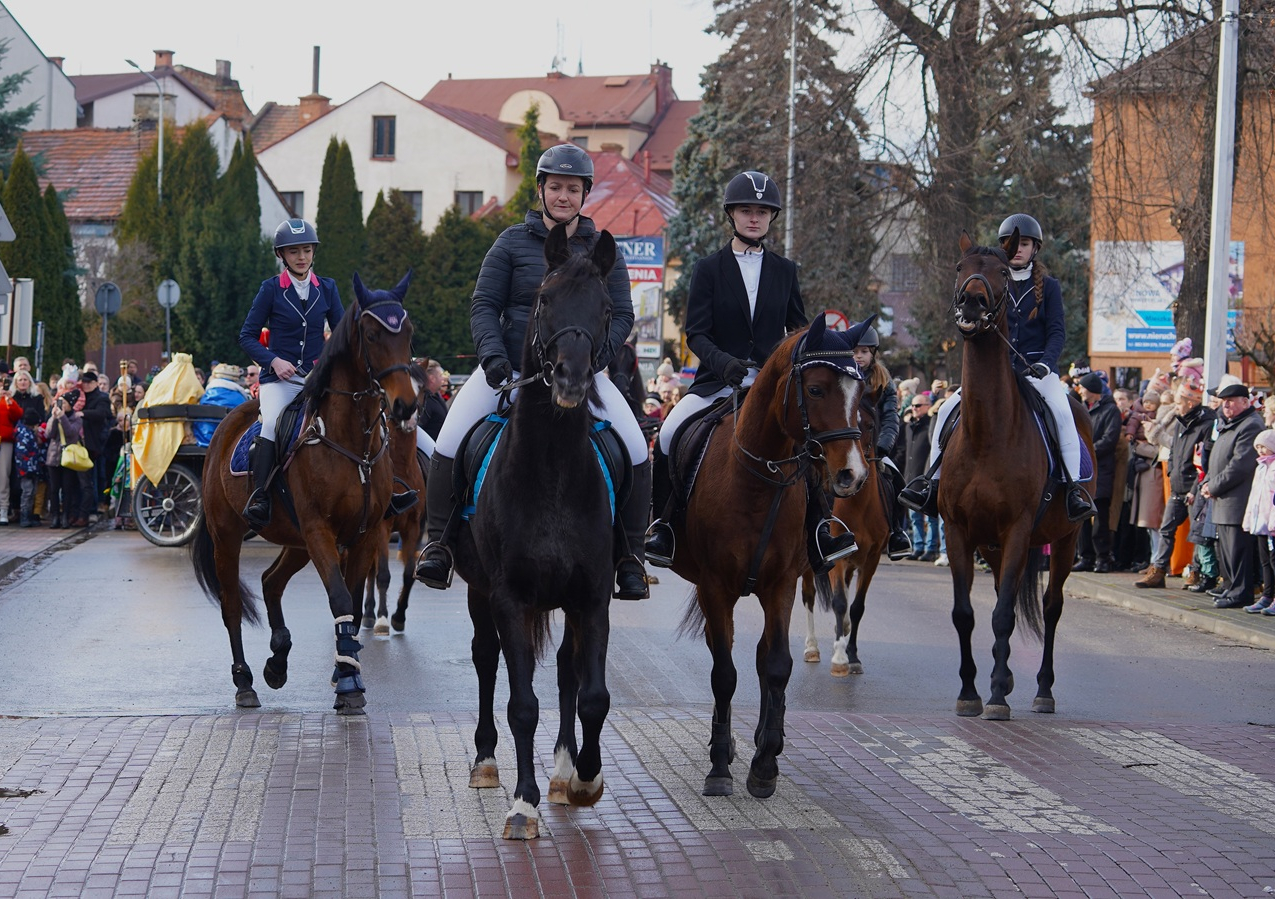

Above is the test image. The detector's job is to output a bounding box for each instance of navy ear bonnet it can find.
[352,269,412,333]
[794,313,876,379]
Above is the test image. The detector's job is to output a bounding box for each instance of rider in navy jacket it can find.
[239,218,343,530]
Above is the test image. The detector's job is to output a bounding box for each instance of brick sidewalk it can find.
[0,709,1271,897]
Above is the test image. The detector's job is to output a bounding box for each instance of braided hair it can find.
[1026,257,1049,322]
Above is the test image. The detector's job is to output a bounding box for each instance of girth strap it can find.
[741,483,788,597]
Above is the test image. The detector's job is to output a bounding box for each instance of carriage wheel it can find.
[132,463,203,547]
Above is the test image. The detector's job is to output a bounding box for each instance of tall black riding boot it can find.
[414,453,457,589]
[884,465,913,561]
[644,446,675,568]
[242,438,276,531]
[1065,481,1096,523]
[615,460,652,600]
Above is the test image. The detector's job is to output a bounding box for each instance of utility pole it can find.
[1203,0,1239,389]
[784,0,797,257]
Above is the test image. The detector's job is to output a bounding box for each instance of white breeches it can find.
[415,427,435,457]
[258,376,306,442]
[927,373,1080,480]
[433,363,647,465]
[656,367,759,455]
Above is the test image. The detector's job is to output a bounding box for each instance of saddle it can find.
[665,396,736,511]
[454,411,632,524]
[229,394,308,476]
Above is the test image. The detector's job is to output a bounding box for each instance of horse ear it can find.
[806,312,828,347]
[593,230,617,278]
[352,271,367,306]
[1000,227,1020,258]
[844,313,878,349]
[391,268,414,302]
[959,230,974,255]
[545,223,572,272]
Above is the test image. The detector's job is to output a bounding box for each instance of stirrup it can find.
[243,490,271,530]
[1065,485,1096,523]
[815,515,858,566]
[614,555,650,600]
[385,489,419,519]
[414,541,455,589]
[644,520,675,568]
[887,529,912,562]
[898,477,934,514]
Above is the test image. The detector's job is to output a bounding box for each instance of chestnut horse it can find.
[800,403,890,677]
[939,231,1094,719]
[191,272,418,713]
[454,223,620,840]
[671,316,872,799]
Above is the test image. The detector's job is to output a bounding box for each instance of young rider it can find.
[413,144,652,600]
[238,218,343,530]
[898,213,1094,522]
[645,171,835,565]
[850,323,913,560]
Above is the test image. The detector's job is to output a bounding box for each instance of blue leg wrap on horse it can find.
[332,620,365,693]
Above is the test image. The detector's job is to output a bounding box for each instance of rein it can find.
[952,269,1039,372]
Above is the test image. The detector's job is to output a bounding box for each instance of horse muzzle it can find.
[389,396,418,424]
[830,465,868,498]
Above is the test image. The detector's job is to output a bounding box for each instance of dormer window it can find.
[373,116,396,159]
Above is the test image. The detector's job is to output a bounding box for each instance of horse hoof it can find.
[547,778,569,805]
[568,771,604,807]
[746,771,778,799]
[981,704,1012,721]
[374,617,390,637]
[1032,697,1056,714]
[334,692,367,715]
[262,662,287,691]
[391,614,406,632]
[955,699,983,717]
[236,689,260,708]
[847,662,864,676]
[830,662,850,678]
[502,814,539,840]
[702,775,733,797]
[469,762,500,789]
[803,648,820,663]
[360,616,375,630]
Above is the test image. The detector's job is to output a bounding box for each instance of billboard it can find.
[615,237,665,379]
[1091,240,1243,353]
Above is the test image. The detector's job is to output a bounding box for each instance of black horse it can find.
[455,223,619,840]
[607,340,645,418]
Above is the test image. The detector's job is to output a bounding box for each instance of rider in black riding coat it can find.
[414,144,652,600]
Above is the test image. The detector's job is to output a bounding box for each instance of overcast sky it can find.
[5,0,728,110]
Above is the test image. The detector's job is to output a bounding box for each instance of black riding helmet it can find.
[723,171,782,248]
[855,324,879,348]
[274,218,319,253]
[998,213,1042,268]
[536,144,594,225]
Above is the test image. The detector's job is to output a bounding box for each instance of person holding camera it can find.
[46,389,84,529]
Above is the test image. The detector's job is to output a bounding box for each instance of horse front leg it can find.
[827,568,853,677]
[260,547,308,691]
[565,600,610,807]
[493,601,542,840]
[212,532,258,708]
[1035,531,1076,713]
[946,528,983,717]
[390,518,421,632]
[304,532,367,715]
[748,587,795,799]
[548,620,580,805]
[467,588,501,789]
[372,540,392,636]
[701,589,738,797]
[984,533,1031,720]
[800,571,820,663]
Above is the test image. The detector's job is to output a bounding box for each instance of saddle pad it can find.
[229,409,308,476]
[943,391,1093,485]
[670,396,734,503]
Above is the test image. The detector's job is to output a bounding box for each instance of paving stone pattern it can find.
[0,709,1271,897]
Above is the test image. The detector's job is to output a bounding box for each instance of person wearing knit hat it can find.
[1073,371,1121,572]
[1243,428,1275,613]
[1077,372,1105,395]
[1201,379,1264,608]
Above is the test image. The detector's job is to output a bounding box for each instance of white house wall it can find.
[89,77,210,129]
[257,83,512,233]
[0,5,76,130]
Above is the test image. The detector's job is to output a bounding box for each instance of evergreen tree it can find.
[116,131,164,251]
[505,104,543,223]
[44,184,85,366]
[363,189,426,291]
[414,205,500,367]
[161,120,218,284]
[314,139,365,296]
[0,145,56,355]
[0,40,38,176]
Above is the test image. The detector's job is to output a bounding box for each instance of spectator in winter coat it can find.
[901,393,940,560]
[46,390,83,529]
[0,372,20,525]
[1074,372,1122,572]
[1201,383,1264,608]
[1241,428,1275,613]
[77,372,113,522]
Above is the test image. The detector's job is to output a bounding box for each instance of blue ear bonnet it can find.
[795,313,877,379]
[353,269,412,333]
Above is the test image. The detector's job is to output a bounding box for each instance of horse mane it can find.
[302,305,359,403]
[966,244,1009,264]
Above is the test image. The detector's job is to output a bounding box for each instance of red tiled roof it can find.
[640,99,698,174]
[175,65,254,122]
[584,151,676,237]
[423,71,661,127]
[420,101,514,154]
[71,68,216,109]
[19,129,151,222]
[248,102,305,150]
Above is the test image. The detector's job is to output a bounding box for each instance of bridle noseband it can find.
[951,269,1011,336]
[500,271,611,395]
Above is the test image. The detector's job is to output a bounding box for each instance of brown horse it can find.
[938,231,1094,720]
[671,316,872,799]
[800,404,890,677]
[191,272,418,713]
[361,365,428,636]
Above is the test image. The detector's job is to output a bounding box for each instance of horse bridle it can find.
[951,270,1011,336]
[499,273,612,395]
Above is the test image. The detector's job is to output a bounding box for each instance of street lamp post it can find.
[125,59,164,203]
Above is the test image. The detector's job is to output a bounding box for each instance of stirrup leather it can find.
[815,514,858,565]
[415,541,455,589]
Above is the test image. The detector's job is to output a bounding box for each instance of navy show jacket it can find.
[238,271,344,384]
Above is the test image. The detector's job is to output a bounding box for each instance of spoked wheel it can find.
[132,463,203,547]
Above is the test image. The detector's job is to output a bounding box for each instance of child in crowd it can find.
[1242,428,1275,613]
[13,406,44,527]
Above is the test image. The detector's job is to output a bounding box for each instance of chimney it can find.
[48,56,64,70]
[216,59,231,83]
[643,150,651,184]
[154,49,174,70]
[299,93,331,122]
[312,46,321,95]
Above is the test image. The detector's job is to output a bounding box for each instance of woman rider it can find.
[414,144,652,600]
[898,213,1094,522]
[238,219,343,530]
[646,171,843,564]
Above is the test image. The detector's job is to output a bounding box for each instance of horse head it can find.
[527,223,615,409]
[952,230,1012,339]
[787,315,872,497]
[350,270,418,424]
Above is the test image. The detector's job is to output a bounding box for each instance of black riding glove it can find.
[1029,362,1050,379]
[484,357,513,389]
[722,358,749,388]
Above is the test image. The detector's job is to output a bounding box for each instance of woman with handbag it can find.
[46,389,85,529]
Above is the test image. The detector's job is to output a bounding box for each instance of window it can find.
[372,116,396,159]
[454,191,483,217]
[280,192,304,217]
[402,191,423,224]
[889,253,921,292]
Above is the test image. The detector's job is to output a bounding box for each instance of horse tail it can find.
[529,609,553,661]
[813,571,836,613]
[675,587,706,640]
[190,514,261,626]
[1015,547,1045,639]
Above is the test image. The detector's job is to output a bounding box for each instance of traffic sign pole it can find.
[94,282,122,372]
[156,280,180,360]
